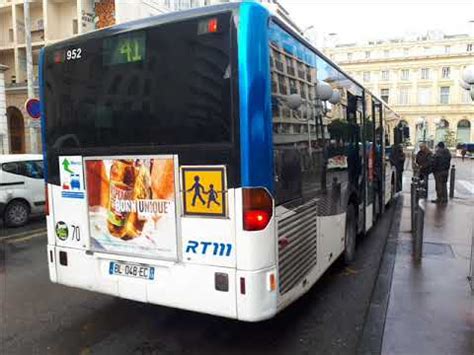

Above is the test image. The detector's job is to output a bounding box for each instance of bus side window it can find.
[274,147,303,205]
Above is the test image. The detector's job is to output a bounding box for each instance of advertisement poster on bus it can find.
[85,156,177,259]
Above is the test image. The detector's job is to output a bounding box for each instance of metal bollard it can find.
[414,191,425,263]
[411,177,419,233]
[469,229,474,291]
[449,165,456,199]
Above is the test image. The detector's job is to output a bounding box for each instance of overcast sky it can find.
[278,0,474,43]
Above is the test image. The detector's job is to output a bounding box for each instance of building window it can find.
[403,48,409,56]
[418,88,431,105]
[421,68,430,80]
[72,19,78,35]
[401,69,409,80]
[441,66,450,79]
[274,51,284,72]
[286,57,295,76]
[384,50,390,58]
[467,44,473,52]
[398,88,410,105]
[462,89,472,103]
[381,89,389,103]
[365,51,371,59]
[277,74,287,95]
[381,70,389,81]
[289,79,297,94]
[363,71,371,82]
[444,46,450,54]
[347,53,353,61]
[439,86,450,104]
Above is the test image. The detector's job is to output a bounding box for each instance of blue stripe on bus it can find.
[39,48,48,181]
[238,2,274,193]
[61,191,85,199]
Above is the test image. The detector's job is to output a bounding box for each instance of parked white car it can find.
[0,154,45,227]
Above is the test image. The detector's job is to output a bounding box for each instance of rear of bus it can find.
[41,3,278,321]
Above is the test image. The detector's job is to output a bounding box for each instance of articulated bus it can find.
[41,2,400,321]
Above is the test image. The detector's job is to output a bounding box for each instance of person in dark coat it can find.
[416,143,433,191]
[431,142,451,204]
[461,146,467,162]
[390,144,406,192]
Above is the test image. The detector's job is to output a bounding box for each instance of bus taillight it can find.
[208,18,218,33]
[242,188,273,231]
[44,184,49,216]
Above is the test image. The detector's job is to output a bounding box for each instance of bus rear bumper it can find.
[47,245,278,322]
[236,267,278,322]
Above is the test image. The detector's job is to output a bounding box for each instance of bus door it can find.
[375,102,385,216]
[364,95,376,230]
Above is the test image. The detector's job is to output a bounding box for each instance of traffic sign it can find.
[25,98,41,120]
[181,166,227,217]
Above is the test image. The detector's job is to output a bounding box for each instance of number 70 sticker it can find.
[55,221,81,242]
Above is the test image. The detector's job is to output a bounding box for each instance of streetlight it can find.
[460,65,474,101]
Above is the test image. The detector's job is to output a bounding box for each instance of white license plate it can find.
[109,261,155,280]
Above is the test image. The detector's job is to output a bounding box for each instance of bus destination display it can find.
[103,31,146,66]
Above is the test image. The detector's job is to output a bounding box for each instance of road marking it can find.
[0,228,47,244]
[5,231,46,244]
[456,180,474,195]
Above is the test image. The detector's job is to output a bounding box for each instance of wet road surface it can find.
[0,204,396,355]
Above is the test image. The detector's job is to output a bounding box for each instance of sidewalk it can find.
[381,167,474,354]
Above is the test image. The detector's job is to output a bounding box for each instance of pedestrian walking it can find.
[431,142,451,204]
[461,146,467,162]
[416,143,433,192]
[390,144,406,192]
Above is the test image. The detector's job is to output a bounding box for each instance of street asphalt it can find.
[0,204,396,355]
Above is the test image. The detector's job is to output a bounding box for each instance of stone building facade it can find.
[323,33,474,147]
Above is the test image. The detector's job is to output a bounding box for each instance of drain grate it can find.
[398,240,455,258]
[423,242,455,257]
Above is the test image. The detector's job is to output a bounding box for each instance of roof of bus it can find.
[43,2,241,51]
[42,1,400,120]
[0,154,43,163]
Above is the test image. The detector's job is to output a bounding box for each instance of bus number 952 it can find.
[66,48,82,61]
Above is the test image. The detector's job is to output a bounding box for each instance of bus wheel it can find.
[344,204,357,264]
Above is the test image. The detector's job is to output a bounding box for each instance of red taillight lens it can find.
[44,184,49,216]
[242,188,273,231]
[243,210,271,231]
[208,18,218,33]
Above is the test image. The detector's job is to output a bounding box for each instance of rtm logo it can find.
[185,241,232,257]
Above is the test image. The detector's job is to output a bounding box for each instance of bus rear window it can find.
[43,12,235,183]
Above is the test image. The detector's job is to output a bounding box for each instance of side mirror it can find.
[286,94,303,110]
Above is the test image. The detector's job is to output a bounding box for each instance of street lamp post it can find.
[460,65,474,101]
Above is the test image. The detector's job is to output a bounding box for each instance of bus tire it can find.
[344,204,357,264]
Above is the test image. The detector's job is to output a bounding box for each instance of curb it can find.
[356,196,404,355]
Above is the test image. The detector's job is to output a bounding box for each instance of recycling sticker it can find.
[59,156,85,199]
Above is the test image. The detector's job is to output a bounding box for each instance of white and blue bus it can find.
[41,2,400,322]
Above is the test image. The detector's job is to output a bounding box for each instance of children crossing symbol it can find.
[182,167,227,217]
